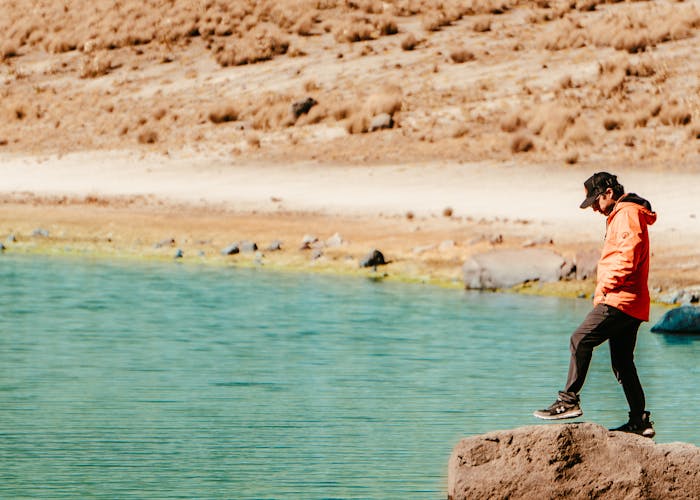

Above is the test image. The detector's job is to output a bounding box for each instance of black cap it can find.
[580,172,619,209]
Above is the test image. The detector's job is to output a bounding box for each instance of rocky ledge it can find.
[448,423,700,500]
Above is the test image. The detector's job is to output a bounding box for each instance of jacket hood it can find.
[609,192,657,225]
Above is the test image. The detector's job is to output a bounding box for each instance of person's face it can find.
[592,187,615,216]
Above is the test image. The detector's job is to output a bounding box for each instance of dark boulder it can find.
[360,249,386,268]
[221,243,240,255]
[651,305,700,333]
[291,97,318,118]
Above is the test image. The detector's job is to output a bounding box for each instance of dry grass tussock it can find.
[539,3,700,53]
[346,89,403,134]
[2,0,700,165]
[0,0,415,68]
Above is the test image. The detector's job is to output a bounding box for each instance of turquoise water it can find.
[1,255,698,499]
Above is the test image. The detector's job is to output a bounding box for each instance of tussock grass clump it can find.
[423,12,452,32]
[346,89,403,134]
[79,52,113,78]
[528,105,578,142]
[563,119,593,146]
[450,48,475,63]
[542,3,700,53]
[215,24,289,66]
[334,14,398,43]
[138,130,158,144]
[510,133,534,153]
[1,41,18,60]
[472,17,492,33]
[209,106,239,124]
[401,33,419,50]
[500,113,526,133]
[659,105,692,126]
[603,116,624,131]
[334,18,375,42]
[539,18,586,51]
[377,16,399,36]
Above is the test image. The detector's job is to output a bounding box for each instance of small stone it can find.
[0,242,5,252]
[154,237,175,248]
[6,234,16,243]
[32,228,49,238]
[311,248,323,260]
[221,243,240,255]
[174,249,184,259]
[239,241,258,253]
[326,232,344,247]
[266,240,282,251]
[369,113,394,132]
[300,235,318,250]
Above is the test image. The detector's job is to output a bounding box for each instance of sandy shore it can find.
[2,151,699,298]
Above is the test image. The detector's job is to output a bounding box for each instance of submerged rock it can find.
[651,305,700,333]
[462,248,569,289]
[448,423,700,500]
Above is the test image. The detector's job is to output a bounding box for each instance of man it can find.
[534,172,657,438]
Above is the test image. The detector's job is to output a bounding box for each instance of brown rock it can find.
[448,423,700,500]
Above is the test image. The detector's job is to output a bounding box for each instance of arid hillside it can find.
[2,0,700,167]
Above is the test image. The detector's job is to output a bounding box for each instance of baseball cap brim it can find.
[579,195,597,209]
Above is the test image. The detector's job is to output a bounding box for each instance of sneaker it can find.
[533,392,583,420]
[610,411,655,438]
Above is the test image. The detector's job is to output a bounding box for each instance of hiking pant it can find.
[564,303,645,416]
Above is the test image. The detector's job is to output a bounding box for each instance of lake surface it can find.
[1,254,698,499]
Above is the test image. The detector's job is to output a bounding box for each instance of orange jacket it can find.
[593,193,657,321]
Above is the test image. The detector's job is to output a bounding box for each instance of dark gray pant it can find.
[564,303,645,416]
